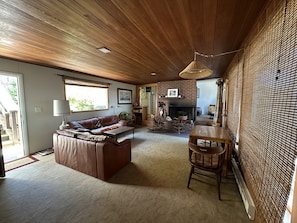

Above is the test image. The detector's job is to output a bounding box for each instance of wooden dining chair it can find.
[187,142,226,200]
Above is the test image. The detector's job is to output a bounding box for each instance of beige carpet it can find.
[0,127,250,223]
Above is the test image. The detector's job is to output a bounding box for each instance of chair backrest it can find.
[188,142,226,171]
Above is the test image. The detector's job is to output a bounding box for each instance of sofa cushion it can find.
[76,132,107,142]
[76,128,91,132]
[68,120,85,129]
[99,115,119,127]
[69,117,101,130]
[56,129,78,138]
[78,117,101,129]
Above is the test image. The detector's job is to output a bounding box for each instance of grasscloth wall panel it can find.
[225,0,297,222]
[226,54,243,138]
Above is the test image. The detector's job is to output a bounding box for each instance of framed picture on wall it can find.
[167,88,178,97]
[117,88,132,104]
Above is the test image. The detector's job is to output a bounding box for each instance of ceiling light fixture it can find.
[179,52,213,80]
[151,72,156,76]
[98,47,111,54]
[179,49,243,80]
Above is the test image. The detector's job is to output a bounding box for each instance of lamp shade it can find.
[53,100,70,116]
[179,60,213,80]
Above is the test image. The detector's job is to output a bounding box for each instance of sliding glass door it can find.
[0,72,28,163]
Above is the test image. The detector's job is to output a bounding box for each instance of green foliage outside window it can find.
[64,80,109,112]
[68,97,95,111]
[7,81,18,105]
[0,76,18,105]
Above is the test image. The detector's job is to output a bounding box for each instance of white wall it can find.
[0,58,135,154]
[196,79,218,115]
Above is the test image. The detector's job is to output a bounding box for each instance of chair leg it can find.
[217,172,222,200]
[187,166,194,188]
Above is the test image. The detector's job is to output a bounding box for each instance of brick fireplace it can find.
[157,80,197,121]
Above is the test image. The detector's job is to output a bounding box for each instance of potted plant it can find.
[119,111,131,126]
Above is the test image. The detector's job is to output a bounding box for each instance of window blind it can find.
[62,76,110,88]
[226,0,297,221]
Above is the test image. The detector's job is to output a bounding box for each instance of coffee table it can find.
[103,126,135,140]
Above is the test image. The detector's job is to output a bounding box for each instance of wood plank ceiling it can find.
[0,0,269,85]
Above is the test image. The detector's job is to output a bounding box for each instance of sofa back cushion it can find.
[99,115,119,127]
[69,117,101,130]
[68,121,85,130]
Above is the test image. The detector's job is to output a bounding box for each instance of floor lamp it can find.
[53,99,70,130]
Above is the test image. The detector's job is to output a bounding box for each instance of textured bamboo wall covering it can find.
[225,0,297,222]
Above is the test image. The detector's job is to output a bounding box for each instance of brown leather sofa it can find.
[53,115,131,180]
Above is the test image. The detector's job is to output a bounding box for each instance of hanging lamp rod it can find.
[194,48,243,58]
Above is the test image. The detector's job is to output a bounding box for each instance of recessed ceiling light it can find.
[151,72,156,76]
[98,47,111,54]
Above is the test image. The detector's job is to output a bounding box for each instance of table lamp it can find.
[53,99,70,130]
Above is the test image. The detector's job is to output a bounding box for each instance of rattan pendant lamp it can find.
[179,52,213,79]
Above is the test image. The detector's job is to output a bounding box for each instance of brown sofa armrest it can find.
[53,133,80,170]
[96,139,131,180]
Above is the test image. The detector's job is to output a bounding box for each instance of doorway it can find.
[0,72,28,163]
[137,84,157,126]
[196,79,218,115]
[139,85,157,117]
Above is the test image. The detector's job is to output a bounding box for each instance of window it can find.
[64,77,109,112]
